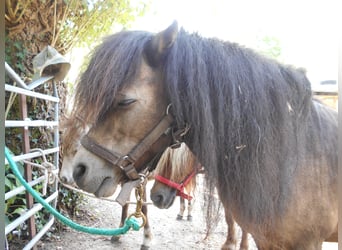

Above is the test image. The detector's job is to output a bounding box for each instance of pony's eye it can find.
[117,99,136,107]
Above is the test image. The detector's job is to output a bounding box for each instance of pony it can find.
[151,143,250,249]
[59,115,153,249]
[152,143,198,221]
[65,21,338,249]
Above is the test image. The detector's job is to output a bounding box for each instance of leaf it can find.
[15,161,25,177]
[5,177,14,189]
[12,207,27,216]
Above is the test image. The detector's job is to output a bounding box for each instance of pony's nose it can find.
[150,192,165,206]
[59,175,68,184]
[73,164,87,184]
[59,175,74,185]
[59,171,75,185]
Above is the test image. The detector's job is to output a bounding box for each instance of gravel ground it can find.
[37,178,337,250]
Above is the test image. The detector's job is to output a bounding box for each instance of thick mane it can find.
[161,29,337,226]
[72,30,153,124]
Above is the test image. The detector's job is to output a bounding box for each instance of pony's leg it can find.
[111,204,128,243]
[221,206,237,250]
[239,229,249,250]
[187,199,193,221]
[141,189,152,250]
[177,197,185,220]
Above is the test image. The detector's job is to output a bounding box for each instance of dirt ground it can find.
[37,178,338,250]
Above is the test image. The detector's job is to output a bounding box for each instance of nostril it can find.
[151,193,164,204]
[60,176,67,184]
[59,175,74,185]
[73,164,86,182]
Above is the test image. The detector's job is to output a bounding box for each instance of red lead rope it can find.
[154,168,198,201]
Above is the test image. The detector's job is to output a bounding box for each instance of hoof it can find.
[141,245,150,250]
[176,214,183,220]
[110,235,121,243]
[187,215,193,221]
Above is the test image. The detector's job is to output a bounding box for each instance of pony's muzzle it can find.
[150,187,177,209]
[59,175,73,185]
[59,170,74,185]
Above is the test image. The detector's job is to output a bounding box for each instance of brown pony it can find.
[152,143,249,250]
[59,115,153,250]
[64,22,338,249]
[152,143,198,221]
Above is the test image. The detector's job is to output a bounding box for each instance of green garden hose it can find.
[4,146,140,236]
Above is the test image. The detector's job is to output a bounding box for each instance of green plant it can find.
[5,151,26,240]
[5,35,27,77]
[58,187,84,217]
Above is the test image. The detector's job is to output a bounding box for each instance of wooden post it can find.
[19,94,37,245]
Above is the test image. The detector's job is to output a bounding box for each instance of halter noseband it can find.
[80,104,189,181]
[154,163,203,201]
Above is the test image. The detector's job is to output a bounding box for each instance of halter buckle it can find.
[170,123,190,148]
[117,155,132,170]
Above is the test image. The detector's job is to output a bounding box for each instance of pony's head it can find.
[59,114,89,186]
[151,143,199,208]
[66,22,181,197]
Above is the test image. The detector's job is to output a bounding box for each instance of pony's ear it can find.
[144,21,178,67]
